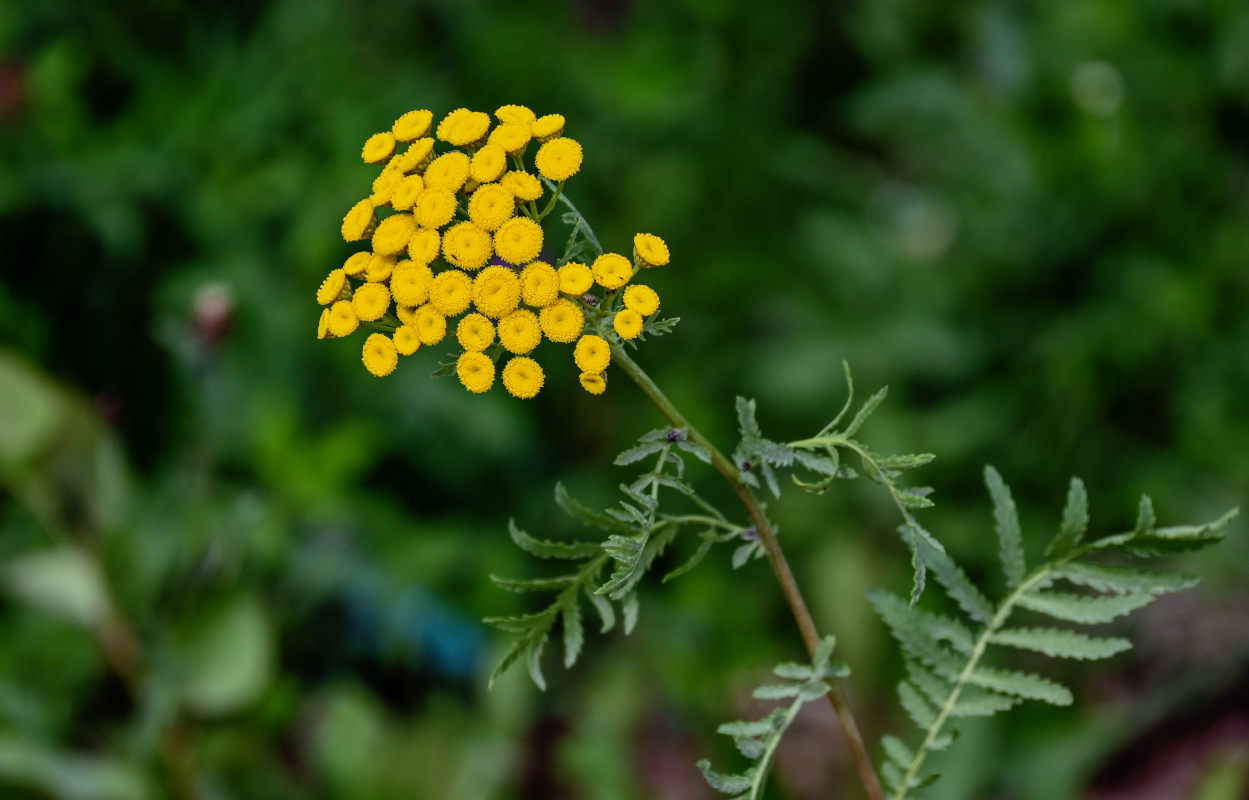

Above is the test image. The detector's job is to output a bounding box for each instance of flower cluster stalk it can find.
[610,343,886,800]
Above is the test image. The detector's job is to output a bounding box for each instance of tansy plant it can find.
[319,106,1238,799]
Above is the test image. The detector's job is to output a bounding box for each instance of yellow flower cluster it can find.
[319,105,668,398]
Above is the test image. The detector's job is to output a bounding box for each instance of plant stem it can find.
[610,343,886,800]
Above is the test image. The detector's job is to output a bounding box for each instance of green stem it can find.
[536,180,565,221]
[610,343,886,800]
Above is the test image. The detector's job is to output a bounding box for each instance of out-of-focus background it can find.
[1,1,1247,797]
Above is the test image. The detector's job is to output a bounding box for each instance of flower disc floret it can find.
[436,108,491,147]
[468,183,516,231]
[393,325,421,355]
[520,261,559,307]
[362,132,396,164]
[502,357,544,399]
[557,263,593,295]
[372,213,415,256]
[623,284,660,316]
[365,254,396,283]
[531,113,565,141]
[328,300,359,337]
[341,200,376,242]
[498,309,542,354]
[414,305,446,345]
[614,309,643,340]
[391,175,425,210]
[535,138,582,182]
[493,217,543,265]
[456,313,496,351]
[495,104,536,126]
[471,266,522,319]
[579,371,606,395]
[343,251,371,277]
[430,270,473,316]
[592,253,633,290]
[469,144,508,184]
[423,152,471,192]
[362,333,399,377]
[391,263,434,306]
[407,228,441,266]
[317,269,348,305]
[634,233,670,267]
[413,188,458,230]
[457,351,494,394]
[573,334,611,373]
[352,282,391,322]
[443,222,493,270]
[392,109,433,142]
[501,171,543,202]
[539,299,585,343]
[488,123,532,155]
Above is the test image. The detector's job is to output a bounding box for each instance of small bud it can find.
[666,428,685,443]
[740,460,752,472]
[582,293,599,307]
[740,526,759,541]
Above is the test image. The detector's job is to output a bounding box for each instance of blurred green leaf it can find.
[3,547,110,628]
[173,593,273,716]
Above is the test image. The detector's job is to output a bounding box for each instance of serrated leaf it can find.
[990,627,1131,660]
[881,761,905,794]
[814,634,838,668]
[584,588,616,633]
[489,574,575,593]
[676,439,713,463]
[482,610,554,633]
[750,439,797,468]
[761,462,781,498]
[772,663,813,680]
[1046,477,1088,557]
[897,680,938,729]
[1134,495,1156,535]
[554,483,634,535]
[697,762,754,795]
[842,385,888,437]
[905,662,954,708]
[792,448,840,476]
[736,396,762,440]
[615,441,665,466]
[950,689,1018,717]
[882,735,915,769]
[622,592,639,635]
[984,465,1025,587]
[508,519,600,559]
[876,452,937,470]
[1016,590,1154,624]
[912,533,995,624]
[966,667,1072,705]
[1054,563,1197,595]
[1088,507,1236,555]
[868,590,964,677]
[562,601,583,669]
[525,635,548,691]
[897,489,936,510]
[731,542,758,569]
[488,639,526,691]
[718,719,778,739]
[752,683,802,700]
[602,533,645,564]
[798,681,830,702]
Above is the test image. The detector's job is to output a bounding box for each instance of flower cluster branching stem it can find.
[610,343,886,800]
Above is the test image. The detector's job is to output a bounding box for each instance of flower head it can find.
[352,282,392,322]
[362,333,399,377]
[407,228,442,266]
[436,108,491,147]
[470,144,508,184]
[498,309,542,354]
[623,284,660,316]
[579,371,606,395]
[613,309,643,340]
[468,183,516,232]
[634,233,670,267]
[391,175,425,211]
[535,138,582,182]
[443,222,494,271]
[392,109,433,142]
[520,261,559,307]
[328,300,359,337]
[495,104,536,126]
[494,217,544,265]
[413,188,458,230]
[365,254,396,283]
[501,171,543,203]
[456,313,496,352]
[372,213,415,256]
[472,266,522,319]
[414,304,447,345]
[539,299,585,343]
[317,308,333,339]
[430,270,473,317]
[391,263,434,306]
[341,200,376,242]
[457,351,494,393]
[423,151,471,192]
[592,253,633,290]
[362,132,396,164]
[317,269,348,306]
[558,263,593,295]
[531,113,565,141]
[502,357,544,398]
[393,324,421,355]
[488,123,532,156]
[573,334,611,373]
[343,251,371,277]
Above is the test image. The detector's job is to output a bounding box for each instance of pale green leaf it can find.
[1054,563,1197,595]
[508,519,600,559]
[562,601,583,669]
[1046,477,1088,556]
[966,667,1072,705]
[990,627,1132,660]
[984,465,1025,587]
[1016,590,1154,624]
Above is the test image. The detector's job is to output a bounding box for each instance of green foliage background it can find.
[1,0,1246,797]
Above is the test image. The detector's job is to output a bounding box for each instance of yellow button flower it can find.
[494,217,543,265]
[423,151,471,192]
[396,304,419,326]
[317,269,348,306]
[362,333,399,377]
[407,228,442,266]
[457,351,495,394]
[456,313,496,352]
[393,325,421,356]
[404,137,436,170]
[371,168,403,205]
[392,109,433,142]
[498,309,542,354]
[634,233,670,267]
[468,183,516,232]
[520,261,559,307]
[557,263,593,295]
[391,263,434,306]
[317,308,333,339]
[413,188,457,230]
[501,170,543,202]
[495,104,536,126]
[469,144,508,184]
[535,137,582,182]
[623,284,660,316]
[613,309,643,340]
[531,113,565,141]
[573,334,611,373]
[539,298,585,343]
[488,122,532,155]
[352,282,392,322]
[502,356,544,399]
[365,254,396,283]
[579,371,606,395]
[436,108,491,147]
[343,251,371,277]
[472,266,522,319]
[414,304,447,345]
[391,175,425,211]
[328,300,360,337]
[372,213,416,256]
[592,253,633,290]
[443,222,493,271]
[430,270,473,317]
[341,199,376,242]
[362,132,396,164]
